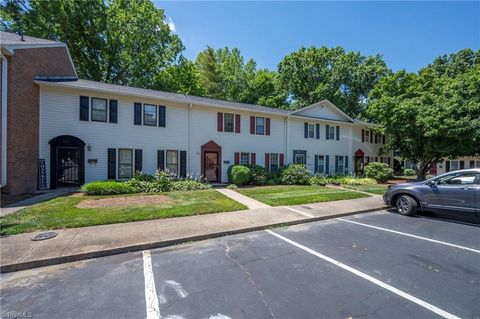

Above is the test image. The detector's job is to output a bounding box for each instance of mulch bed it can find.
[76,194,172,209]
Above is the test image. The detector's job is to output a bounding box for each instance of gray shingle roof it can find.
[36,78,292,115]
[0,31,63,46]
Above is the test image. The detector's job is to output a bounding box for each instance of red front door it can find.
[204,152,219,182]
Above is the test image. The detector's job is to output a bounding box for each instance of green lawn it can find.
[237,185,369,206]
[0,190,246,236]
[343,184,387,195]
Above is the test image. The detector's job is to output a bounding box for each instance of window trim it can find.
[240,152,250,165]
[255,117,265,135]
[328,126,335,140]
[143,104,158,126]
[270,153,279,173]
[223,113,235,133]
[338,155,345,174]
[166,150,179,175]
[308,124,315,139]
[91,97,108,122]
[318,155,325,174]
[118,148,133,179]
[294,153,306,165]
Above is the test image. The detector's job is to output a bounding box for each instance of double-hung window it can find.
[224,113,234,133]
[318,155,325,174]
[328,126,335,140]
[476,161,480,168]
[144,104,157,126]
[92,98,107,122]
[365,130,370,143]
[166,150,179,175]
[270,153,279,173]
[450,160,459,171]
[338,156,344,174]
[118,149,133,179]
[308,124,314,138]
[240,153,250,165]
[256,117,265,135]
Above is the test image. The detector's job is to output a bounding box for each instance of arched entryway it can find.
[354,149,365,175]
[201,140,222,182]
[49,135,85,188]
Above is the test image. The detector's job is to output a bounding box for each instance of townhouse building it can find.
[1,31,391,194]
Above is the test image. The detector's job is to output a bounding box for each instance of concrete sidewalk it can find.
[215,187,270,209]
[1,187,78,217]
[0,196,387,273]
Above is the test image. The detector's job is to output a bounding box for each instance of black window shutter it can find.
[314,155,319,173]
[304,122,308,139]
[345,156,349,173]
[134,102,142,125]
[158,105,166,127]
[109,100,118,123]
[316,124,320,139]
[108,148,116,179]
[336,126,340,140]
[326,125,330,140]
[80,96,89,121]
[325,155,330,175]
[135,149,142,172]
[180,150,187,178]
[446,161,450,172]
[460,161,465,169]
[335,155,339,173]
[158,150,165,171]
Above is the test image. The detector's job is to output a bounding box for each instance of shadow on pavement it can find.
[385,208,480,226]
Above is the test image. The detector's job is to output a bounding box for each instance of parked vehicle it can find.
[383,169,480,216]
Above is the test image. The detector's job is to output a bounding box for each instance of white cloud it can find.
[167,17,176,33]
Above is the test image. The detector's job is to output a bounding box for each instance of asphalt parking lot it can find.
[1,210,479,319]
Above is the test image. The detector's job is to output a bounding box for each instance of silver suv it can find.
[383,169,480,216]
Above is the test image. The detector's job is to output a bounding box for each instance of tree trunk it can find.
[416,161,432,181]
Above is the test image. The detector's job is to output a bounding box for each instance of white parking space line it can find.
[143,250,161,319]
[338,218,480,254]
[283,206,315,218]
[266,229,461,319]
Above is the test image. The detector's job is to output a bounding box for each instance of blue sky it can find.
[158,1,479,72]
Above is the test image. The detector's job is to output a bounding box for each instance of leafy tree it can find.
[195,46,285,106]
[277,46,389,118]
[153,56,204,96]
[368,50,480,180]
[1,0,184,87]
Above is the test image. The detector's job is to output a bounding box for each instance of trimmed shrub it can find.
[171,180,211,191]
[331,176,377,185]
[133,171,156,182]
[245,164,267,185]
[81,181,136,195]
[365,162,394,183]
[227,184,238,190]
[126,178,172,193]
[403,168,416,176]
[266,172,282,185]
[230,165,251,185]
[280,164,310,185]
[309,176,327,186]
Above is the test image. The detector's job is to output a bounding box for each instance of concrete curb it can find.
[0,206,387,273]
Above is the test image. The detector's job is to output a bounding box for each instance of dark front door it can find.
[204,152,219,182]
[355,156,364,175]
[57,147,81,186]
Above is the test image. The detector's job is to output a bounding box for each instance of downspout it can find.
[188,103,192,176]
[1,53,7,188]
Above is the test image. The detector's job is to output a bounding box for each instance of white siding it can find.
[39,86,394,187]
[40,87,189,187]
[190,107,286,182]
[288,118,354,174]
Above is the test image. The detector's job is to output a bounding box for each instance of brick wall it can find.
[3,47,76,194]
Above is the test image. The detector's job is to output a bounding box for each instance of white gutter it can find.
[1,52,7,187]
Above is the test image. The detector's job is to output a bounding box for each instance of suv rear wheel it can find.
[395,194,418,216]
